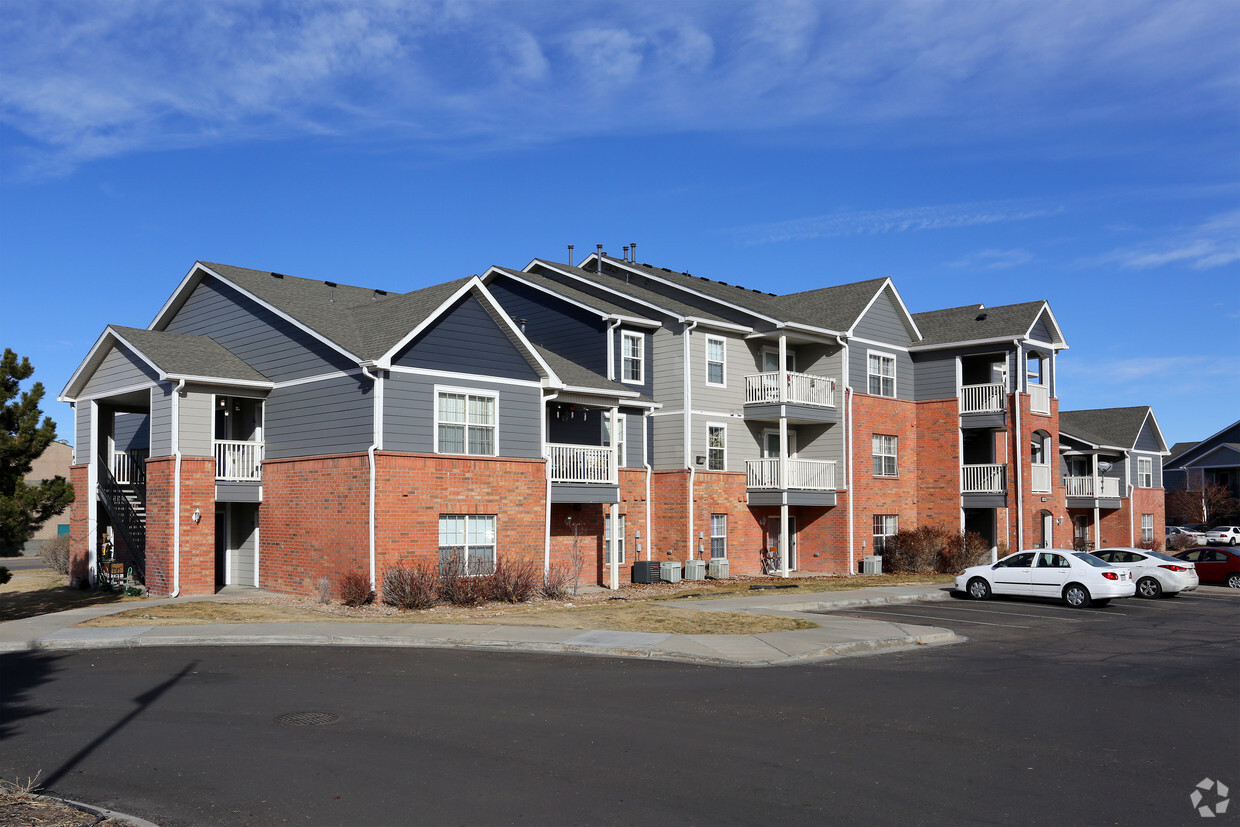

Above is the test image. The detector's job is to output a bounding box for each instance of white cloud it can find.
[1099,211,1240,271]
[946,248,1035,270]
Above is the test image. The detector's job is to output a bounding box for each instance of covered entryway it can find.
[215,502,260,589]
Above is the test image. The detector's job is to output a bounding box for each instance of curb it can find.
[23,791,161,827]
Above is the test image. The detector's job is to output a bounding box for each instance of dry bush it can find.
[438,551,491,606]
[541,561,572,599]
[940,531,991,572]
[885,525,944,573]
[1134,538,1160,551]
[1167,533,1198,552]
[382,563,439,610]
[336,570,373,607]
[40,535,71,575]
[491,555,539,603]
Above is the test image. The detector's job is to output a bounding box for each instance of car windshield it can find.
[1145,550,1181,562]
[1073,553,1110,567]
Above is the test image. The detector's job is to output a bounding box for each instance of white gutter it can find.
[643,407,653,561]
[1127,480,1135,545]
[842,339,854,574]
[1013,340,1024,551]
[170,378,186,597]
[542,390,559,579]
[361,365,382,591]
[683,320,698,560]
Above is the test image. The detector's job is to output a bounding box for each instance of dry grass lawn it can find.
[0,566,142,622]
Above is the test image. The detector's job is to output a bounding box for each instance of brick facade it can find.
[68,464,90,583]
[850,392,919,560]
[142,455,216,596]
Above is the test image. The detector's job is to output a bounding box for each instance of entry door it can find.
[1073,516,1089,550]
[214,506,227,589]
[763,350,796,373]
[766,517,798,570]
[763,431,797,459]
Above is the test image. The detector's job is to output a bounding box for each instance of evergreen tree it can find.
[1,349,74,551]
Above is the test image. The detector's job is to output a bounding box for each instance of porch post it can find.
[608,501,620,591]
[779,503,790,578]
[1092,454,1100,548]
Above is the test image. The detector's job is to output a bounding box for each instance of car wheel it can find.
[1227,573,1240,589]
[1137,577,1162,599]
[1063,583,1092,608]
[1230,538,1237,546]
[967,577,992,600]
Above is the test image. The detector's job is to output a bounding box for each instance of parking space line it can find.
[917,604,1086,621]
[840,609,1032,629]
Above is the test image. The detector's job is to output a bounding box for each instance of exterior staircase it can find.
[98,460,146,583]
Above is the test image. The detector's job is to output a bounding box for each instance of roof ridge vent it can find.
[976,312,987,321]
[270,272,285,279]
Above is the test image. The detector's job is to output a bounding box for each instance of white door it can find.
[766,517,798,570]
[763,430,797,459]
[763,350,796,373]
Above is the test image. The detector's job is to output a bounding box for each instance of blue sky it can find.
[2,0,1237,448]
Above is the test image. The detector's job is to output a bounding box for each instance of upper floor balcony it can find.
[1063,475,1121,508]
[962,462,1008,508]
[746,458,837,507]
[743,371,838,425]
[110,448,149,485]
[215,439,264,482]
[959,382,1007,429]
[547,443,618,504]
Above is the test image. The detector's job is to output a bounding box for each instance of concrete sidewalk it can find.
[0,585,961,667]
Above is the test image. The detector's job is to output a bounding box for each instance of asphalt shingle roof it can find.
[912,301,1050,346]
[1059,406,1154,450]
[491,267,646,319]
[531,259,737,325]
[111,326,270,383]
[532,346,648,399]
[773,278,893,332]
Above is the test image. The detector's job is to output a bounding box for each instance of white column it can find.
[608,407,620,591]
[779,503,790,578]
[608,501,620,591]
[1092,454,1100,548]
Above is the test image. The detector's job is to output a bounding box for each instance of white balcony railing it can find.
[214,440,264,482]
[962,463,1006,494]
[744,371,836,408]
[959,383,1006,414]
[547,443,616,485]
[1031,463,1051,493]
[1063,476,1121,498]
[1029,384,1051,415]
[746,459,836,491]
[110,449,149,484]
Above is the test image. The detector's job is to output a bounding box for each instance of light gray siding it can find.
[1029,312,1054,344]
[652,415,684,469]
[113,412,149,451]
[1134,418,1161,452]
[393,293,540,382]
[164,276,353,381]
[179,388,213,457]
[75,405,91,464]
[487,280,609,375]
[651,327,683,409]
[227,503,259,587]
[692,330,750,412]
[266,373,374,459]
[150,384,174,456]
[80,345,160,398]
[383,372,541,459]
[1130,452,1164,489]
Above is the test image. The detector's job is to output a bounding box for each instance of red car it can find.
[1174,547,1240,588]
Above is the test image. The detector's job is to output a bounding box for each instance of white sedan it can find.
[956,549,1135,608]
[1204,526,1240,546]
[1092,547,1199,598]
[1165,526,1206,546]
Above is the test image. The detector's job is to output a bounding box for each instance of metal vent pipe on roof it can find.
[568,244,574,266]
[623,245,629,261]
[596,244,603,272]
[630,242,636,262]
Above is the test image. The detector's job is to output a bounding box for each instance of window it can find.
[872,434,897,477]
[873,514,898,552]
[995,552,1035,568]
[707,424,726,471]
[868,352,895,397]
[438,515,496,575]
[437,390,496,455]
[710,514,727,558]
[1138,457,1153,488]
[604,514,625,565]
[602,415,626,469]
[1141,514,1154,543]
[705,336,726,386]
[1026,351,1044,384]
[621,332,644,384]
[1030,432,1048,465]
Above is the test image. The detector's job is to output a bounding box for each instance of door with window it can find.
[1073,516,1090,550]
[763,430,796,459]
[766,517,798,570]
[1030,551,1072,597]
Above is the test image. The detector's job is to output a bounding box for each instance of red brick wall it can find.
[850,393,919,560]
[651,470,689,560]
[69,464,89,583]
[915,399,961,529]
[1006,394,1064,550]
[143,455,216,596]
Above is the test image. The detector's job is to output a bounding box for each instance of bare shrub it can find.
[885,525,943,574]
[315,576,333,605]
[491,555,539,603]
[382,563,439,610]
[336,571,373,607]
[40,535,71,575]
[438,550,490,606]
[1134,538,1160,551]
[541,561,572,599]
[940,531,991,572]
[1167,533,1198,552]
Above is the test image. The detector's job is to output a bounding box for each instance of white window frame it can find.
[872,434,898,477]
[602,414,626,469]
[620,331,644,385]
[710,514,727,558]
[1137,456,1153,488]
[867,351,896,398]
[705,335,727,388]
[873,514,898,553]
[762,348,795,373]
[435,386,498,456]
[438,514,497,575]
[1141,514,1154,543]
[707,422,727,471]
[604,513,626,565]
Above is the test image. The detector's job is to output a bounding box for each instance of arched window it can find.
[1030,430,1051,465]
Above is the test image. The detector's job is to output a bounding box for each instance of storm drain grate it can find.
[274,711,341,727]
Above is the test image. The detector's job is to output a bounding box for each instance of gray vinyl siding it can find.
[912,351,958,402]
[1130,452,1163,489]
[690,413,748,471]
[228,504,259,587]
[612,327,654,397]
[487,280,609,375]
[393,293,539,382]
[75,405,91,464]
[652,415,684,469]
[163,276,354,381]
[80,345,160,398]
[1028,312,1055,345]
[850,289,914,400]
[851,345,913,401]
[692,330,749,412]
[1134,418,1162,452]
[266,374,374,459]
[383,372,541,459]
[853,289,914,347]
[651,327,683,409]
[150,384,174,456]
[179,388,213,457]
[113,412,149,451]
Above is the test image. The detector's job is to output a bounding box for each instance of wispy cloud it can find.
[1,1,1237,177]
[732,201,1060,245]
[1096,211,1240,271]
[946,248,1035,270]
[1059,354,1240,407]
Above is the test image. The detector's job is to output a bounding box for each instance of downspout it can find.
[605,319,621,381]
[842,339,854,574]
[543,390,559,579]
[361,365,382,591]
[1127,480,1135,546]
[683,320,699,560]
[643,407,653,561]
[1013,340,1024,551]
[170,379,186,597]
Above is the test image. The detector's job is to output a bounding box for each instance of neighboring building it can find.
[10,439,73,555]
[1058,407,1168,549]
[59,254,1164,596]
[1163,419,1240,524]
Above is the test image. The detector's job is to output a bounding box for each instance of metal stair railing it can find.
[98,461,146,582]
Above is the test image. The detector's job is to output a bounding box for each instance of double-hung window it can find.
[710,514,727,558]
[438,514,496,575]
[705,336,726,387]
[437,390,496,455]
[872,434,898,477]
[602,415,626,469]
[621,332,644,384]
[1137,457,1153,488]
[868,352,896,397]
[707,424,726,471]
[873,515,898,553]
[1141,514,1154,543]
[604,514,625,565]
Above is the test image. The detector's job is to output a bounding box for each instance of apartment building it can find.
[59,253,1164,596]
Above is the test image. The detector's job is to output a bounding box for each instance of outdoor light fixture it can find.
[192,508,201,524]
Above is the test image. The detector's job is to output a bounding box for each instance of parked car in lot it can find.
[1203,526,1240,546]
[1165,526,1206,546]
[956,549,1135,608]
[1174,547,1240,588]
[1092,547,1199,598]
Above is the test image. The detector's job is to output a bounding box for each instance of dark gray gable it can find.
[1169,421,1240,465]
[80,342,161,397]
[1134,416,1164,452]
[852,286,914,346]
[1060,407,1153,450]
[488,277,609,377]
[392,292,540,381]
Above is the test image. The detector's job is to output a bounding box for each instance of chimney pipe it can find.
[630,242,636,263]
[596,244,603,272]
[519,318,527,333]
[623,245,629,261]
[568,244,574,267]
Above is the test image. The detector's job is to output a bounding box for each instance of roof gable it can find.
[1059,406,1165,453]
[912,300,1067,349]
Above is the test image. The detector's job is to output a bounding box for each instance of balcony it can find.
[1063,475,1121,508]
[959,382,1007,429]
[1029,384,1051,415]
[1031,463,1052,494]
[110,449,149,485]
[547,443,618,503]
[743,371,837,424]
[214,440,264,482]
[963,463,1006,494]
[746,458,836,507]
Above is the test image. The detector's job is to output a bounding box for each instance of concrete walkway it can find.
[0,585,961,667]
